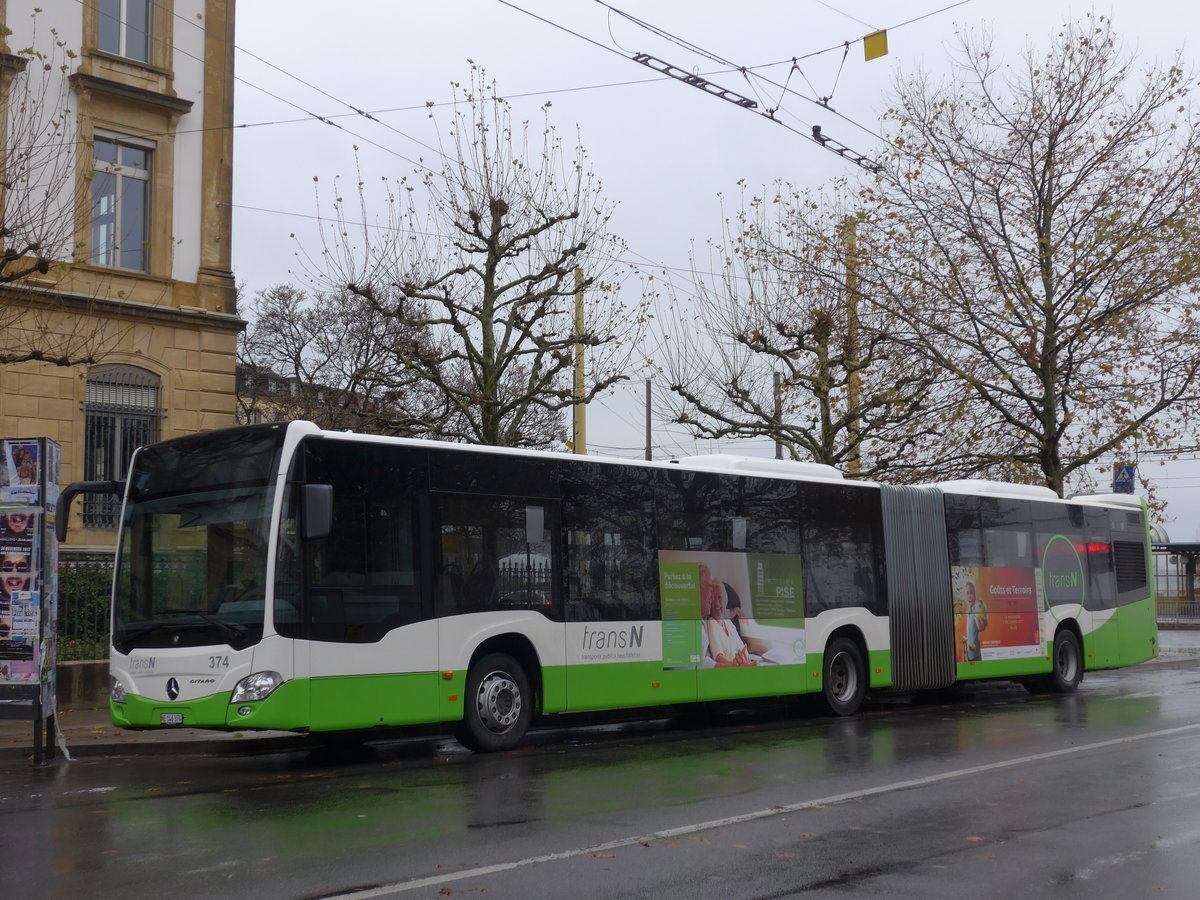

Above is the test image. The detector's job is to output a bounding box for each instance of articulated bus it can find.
[58,421,1158,751]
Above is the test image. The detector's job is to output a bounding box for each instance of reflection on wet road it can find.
[3,661,1200,899]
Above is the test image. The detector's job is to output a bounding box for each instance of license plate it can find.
[160,713,184,726]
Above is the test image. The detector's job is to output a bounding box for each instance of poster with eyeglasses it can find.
[0,506,39,676]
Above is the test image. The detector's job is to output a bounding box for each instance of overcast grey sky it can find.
[230,1,1200,535]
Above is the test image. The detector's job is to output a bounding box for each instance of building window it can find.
[91,134,151,271]
[98,0,150,63]
[84,365,162,529]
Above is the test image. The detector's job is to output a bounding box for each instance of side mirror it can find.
[301,484,333,540]
[56,480,123,542]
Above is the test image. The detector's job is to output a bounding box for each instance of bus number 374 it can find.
[57,421,1157,752]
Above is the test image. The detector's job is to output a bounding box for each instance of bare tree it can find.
[302,68,646,448]
[237,283,443,433]
[861,16,1200,495]
[1,14,124,367]
[662,184,960,480]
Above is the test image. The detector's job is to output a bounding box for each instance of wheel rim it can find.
[828,651,858,703]
[1056,640,1079,683]
[475,669,522,734]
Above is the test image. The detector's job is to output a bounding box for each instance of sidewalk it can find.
[0,705,319,762]
[4,627,1199,763]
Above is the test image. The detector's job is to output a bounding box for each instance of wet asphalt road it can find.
[3,661,1200,900]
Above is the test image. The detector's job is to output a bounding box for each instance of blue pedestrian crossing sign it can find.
[1113,463,1136,494]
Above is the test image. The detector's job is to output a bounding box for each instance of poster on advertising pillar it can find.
[0,438,61,716]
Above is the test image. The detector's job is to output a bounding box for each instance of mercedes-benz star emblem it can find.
[166,677,180,701]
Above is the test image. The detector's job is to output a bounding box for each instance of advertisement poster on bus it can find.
[952,565,1042,662]
[658,550,806,670]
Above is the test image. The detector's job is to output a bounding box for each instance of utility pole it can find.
[644,378,652,461]
[573,269,587,455]
[774,371,783,460]
[844,216,861,477]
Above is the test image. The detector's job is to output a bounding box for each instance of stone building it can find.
[0,0,238,554]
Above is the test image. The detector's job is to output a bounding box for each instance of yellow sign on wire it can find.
[864,30,888,62]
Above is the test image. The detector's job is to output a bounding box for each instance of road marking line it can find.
[323,723,1200,898]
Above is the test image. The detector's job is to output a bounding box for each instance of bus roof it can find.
[303,424,861,485]
[228,422,1146,507]
[667,454,846,482]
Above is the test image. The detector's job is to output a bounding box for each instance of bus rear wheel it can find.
[821,637,866,716]
[1046,630,1083,693]
[457,653,532,753]
[1023,630,1083,694]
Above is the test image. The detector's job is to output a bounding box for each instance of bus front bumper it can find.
[111,679,309,731]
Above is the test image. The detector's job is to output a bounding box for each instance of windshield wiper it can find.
[116,623,161,646]
[193,613,248,649]
[146,609,250,649]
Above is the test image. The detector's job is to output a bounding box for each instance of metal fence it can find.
[57,553,114,661]
[1154,550,1200,626]
[497,559,553,607]
[1157,596,1200,625]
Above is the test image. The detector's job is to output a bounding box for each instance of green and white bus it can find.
[58,421,1159,751]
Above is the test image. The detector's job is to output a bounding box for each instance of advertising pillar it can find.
[0,438,61,764]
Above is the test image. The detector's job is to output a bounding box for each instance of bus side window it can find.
[368,502,417,587]
[435,494,560,620]
[295,439,426,643]
[801,482,886,617]
[1032,501,1085,608]
[980,497,1032,568]
[562,465,657,622]
[314,496,368,585]
[945,495,984,567]
[1084,507,1116,609]
[273,486,303,638]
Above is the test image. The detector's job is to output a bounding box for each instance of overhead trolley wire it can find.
[592,0,884,137]
[812,0,880,31]
[53,1,973,294]
[499,0,883,171]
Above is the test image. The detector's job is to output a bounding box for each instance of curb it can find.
[62,734,322,759]
[0,729,321,762]
[1138,656,1200,670]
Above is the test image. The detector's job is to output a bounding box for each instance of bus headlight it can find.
[230,671,283,703]
[111,677,126,704]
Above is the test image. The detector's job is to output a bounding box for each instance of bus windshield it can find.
[112,425,286,653]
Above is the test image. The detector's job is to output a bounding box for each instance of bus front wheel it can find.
[821,637,866,716]
[458,653,532,752]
